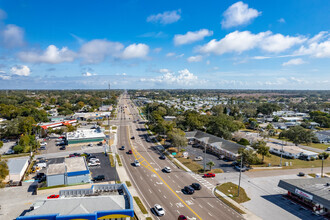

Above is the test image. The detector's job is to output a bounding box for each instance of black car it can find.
[59,146,66,150]
[191,183,201,190]
[184,186,195,194]
[159,154,166,160]
[92,175,105,181]
[97,142,103,146]
[120,146,125,150]
[131,136,135,139]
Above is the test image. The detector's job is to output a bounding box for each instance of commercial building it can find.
[5,158,29,183]
[278,178,330,216]
[186,130,246,160]
[268,143,318,160]
[73,112,110,121]
[46,157,90,187]
[17,184,134,220]
[66,128,106,144]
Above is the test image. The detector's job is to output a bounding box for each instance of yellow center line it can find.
[126,126,203,220]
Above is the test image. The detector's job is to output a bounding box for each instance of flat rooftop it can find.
[66,129,105,140]
[65,157,87,173]
[26,196,125,216]
[47,163,66,175]
[7,158,29,174]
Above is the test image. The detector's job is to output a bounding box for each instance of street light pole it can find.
[203,145,206,172]
[238,154,243,197]
[280,141,283,167]
[321,156,324,178]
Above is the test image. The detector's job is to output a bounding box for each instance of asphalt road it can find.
[116,93,243,220]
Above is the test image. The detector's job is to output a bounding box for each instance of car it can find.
[193,156,203,161]
[87,143,93,147]
[36,172,45,180]
[191,183,201,190]
[218,155,225,160]
[203,173,215,178]
[97,142,103,146]
[83,152,91,157]
[56,142,65,146]
[234,166,247,172]
[127,150,133,154]
[92,175,105,181]
[159,154,166,160]
[298,172,305,177]
[153,204,165,216]
[178,215,187,220]
[192,144,200,148]
[163,167,171,173]
[120,146,125,150]
[5,149,15,155]
[184,186,195,194]
[59,146,66,150]
[88,155,96,160]
[40,142,47,146]
[89,158,100,163]
[326,147,330,151]
[131,136,135,139]
[134,160,140,167]
[40,146,46,150]
[47,194,59,199]
[88,161,100,167]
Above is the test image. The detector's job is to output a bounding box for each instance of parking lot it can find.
[185,144,236,173]
[89,153,118,182]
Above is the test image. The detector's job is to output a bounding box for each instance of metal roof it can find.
[7,158,29,175]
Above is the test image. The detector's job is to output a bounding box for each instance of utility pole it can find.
[321,156,324,178]
[280,140,283,167]
[238,154,243,197]
[203,145,206,172]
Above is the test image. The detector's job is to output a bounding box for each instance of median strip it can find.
[133,196,148,214]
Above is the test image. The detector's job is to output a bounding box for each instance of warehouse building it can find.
[47,157,90,187]
[5,158,29,183]
[66,128,106,144]
[278,178,330,216]
[17,184,134,220]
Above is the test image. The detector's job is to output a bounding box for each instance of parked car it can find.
[92,175,105,181]
[191,183,201,190]
[234,166,247,172]
[218,155,225,160]
[153,204,165,216]
[59,146,66,150]
[134,160,140,167]
[5,149,15,155]
[97,142,103,146]
[193,156,203,161]
[203,173,215,178]
[56,142,65,146]
[47,194,59,199]
[298,172,305,177]
[178,215,187,220]
[131,136,135,140]
[88,161,100,167]
[127,150,133,154]
[89,158,100,163]
[40,142,47,146]
[87,143,93,147]
[159,154,166,160]
[120,146,125,150]
[326,147,330,151]
[184,186,195,194]
[163,167,171,173]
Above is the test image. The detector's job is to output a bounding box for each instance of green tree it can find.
[237,138,250,146]
[0,160,9,187]
[251,140,270,163]
[0,141,3,148]
[280,126,316,145]
[318,152,329,160]
[238,148,261,166]
[207,161,215,171]
[168,130,187,152]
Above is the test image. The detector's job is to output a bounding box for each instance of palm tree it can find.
[206,161,215,171]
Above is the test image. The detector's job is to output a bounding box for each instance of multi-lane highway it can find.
[114,93,243,220]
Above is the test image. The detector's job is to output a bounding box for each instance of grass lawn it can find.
[133,196,148,214]
[271,136,329,150]
[214,191,246,214]
[175,154,223,174]
[109,154,115,167]
[308,173,316,178]
[125,181,132,187]
[217,182,250,204]
[116,154,122,166]
[252,154,329,169]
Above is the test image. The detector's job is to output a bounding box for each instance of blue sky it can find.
[0,0,329,89]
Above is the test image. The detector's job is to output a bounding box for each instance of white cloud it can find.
[159,69,172,74]
[82,71,97,77]
[260,34,306,53]
[0,9,7,20]
[115,72,127,76]
[221,1,261,28]
[147,9,181,25]
[166,52,176,57]
[282,58,306,66]
[308,31,329,44]
[3,24,25,48]
[278,18,285,23]
[10,65,31,76]
[19,45,76,64]
[174,29,213,46]
[80,39,123,64]
[198,31,306,55]
[198,31,268,55]
[295,40,330,58]
[252,56,271,60]
[0,71,10,80]
[140,69,198,86]
[187,55,203,62]
[121,43,149,59]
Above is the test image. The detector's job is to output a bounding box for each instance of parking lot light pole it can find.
[238,155,243,197]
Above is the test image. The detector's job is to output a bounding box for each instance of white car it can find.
[89,158,100,163]
[40,142,47,146]
[194,156,203,161]
[134,160,140,167]
[153,204,165,216]
[163,167,171,173]
[88,161,100,167]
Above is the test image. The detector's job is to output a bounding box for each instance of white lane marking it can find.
[163,195,167,199]
[156,182,163,185]
[176,210,180,214]
[207,202,214,208]
[198,204,203,208]
[170,202,173,207]
[148,189,152,194]
[175,203,184,208]
[186,200,194,205]
[208,212,213,217]
[158,189,161,193]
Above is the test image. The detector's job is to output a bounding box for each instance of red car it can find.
[127,150,133,154]
[47,194,59,199]
[178,215,187,220]
[203,173,215,178]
